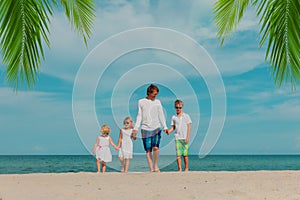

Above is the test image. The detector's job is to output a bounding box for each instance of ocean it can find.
[0,155,300,174]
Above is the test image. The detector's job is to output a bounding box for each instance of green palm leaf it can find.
[213,0,300,89]
[60,0,96,46]
[213,0,251,46]
[0,0,53,88]
[257,0,300,88]
[0,0,95,89]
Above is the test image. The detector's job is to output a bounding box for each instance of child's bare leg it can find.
[176,156,182,172]
[184,156,189,172]
[102,161,107,173]
[119,156,125,172]
[96,159,101,173]
[124,158,130,172]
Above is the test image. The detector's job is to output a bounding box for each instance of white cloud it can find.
[0,87,82,154]
[94,2,154,38]
[253,99,300,120]
[41,0,155,82]
[228,79,300,102]
[227,97,300,123]
[33,145,45,152]
[236,7,260,32]
[40,0,264,83]
[0,88,72,123]
[40,15,88,82]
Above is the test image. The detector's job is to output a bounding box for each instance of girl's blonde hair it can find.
[123,116,134,129]
[101,125,110,135]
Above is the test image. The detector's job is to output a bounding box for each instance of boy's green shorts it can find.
[175,139,188,157]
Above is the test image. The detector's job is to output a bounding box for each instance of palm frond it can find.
[60,0,96,47]
[0,0,96,89]
[213,0,251,46]
[0,0,53,89]
[257,0,300,88]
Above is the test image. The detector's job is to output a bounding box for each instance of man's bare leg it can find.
[146,150,153,172]
[153,147,160,172]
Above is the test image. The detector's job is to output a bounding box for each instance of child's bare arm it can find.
[185,123,191,143]
[92,137,100,155]
[117,129,123,148]
[167,125,175,135]
[109,137,119,150]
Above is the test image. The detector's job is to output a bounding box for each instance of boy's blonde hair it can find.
[101,125,110,135]
[123,116,134,129]
[174,99,184,107]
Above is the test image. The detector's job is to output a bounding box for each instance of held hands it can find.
[131,129,170,138]
[115,144,121,151]
[131,135,137,140]
[131,129,138,140]
[165,129,173,135]
[185,137,190,143]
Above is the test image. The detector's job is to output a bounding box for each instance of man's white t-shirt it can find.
[134,98,167,131]
[171,113,192,140]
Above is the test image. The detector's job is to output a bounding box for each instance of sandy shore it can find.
[1,171,300,200]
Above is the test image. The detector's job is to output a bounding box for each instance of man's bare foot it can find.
[154,168,160,172]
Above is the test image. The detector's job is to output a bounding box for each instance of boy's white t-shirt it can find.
[171,113,192,140]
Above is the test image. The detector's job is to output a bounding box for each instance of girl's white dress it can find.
[119,129,133,159]
[95,135,112,162]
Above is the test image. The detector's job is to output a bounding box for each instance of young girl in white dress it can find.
[92,125,118,173]
[117,117,135,172]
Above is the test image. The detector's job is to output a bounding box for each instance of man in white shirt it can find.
[132,84,168,172]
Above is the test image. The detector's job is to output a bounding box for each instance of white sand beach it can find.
[1,171,300,200]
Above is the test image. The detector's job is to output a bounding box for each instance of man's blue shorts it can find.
[141,128,161,152]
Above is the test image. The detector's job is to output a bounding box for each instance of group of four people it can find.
[92,84,192,173]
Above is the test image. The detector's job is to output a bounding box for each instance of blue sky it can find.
[0,0,299,155]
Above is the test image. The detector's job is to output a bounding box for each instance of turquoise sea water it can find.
[0,155,300,174]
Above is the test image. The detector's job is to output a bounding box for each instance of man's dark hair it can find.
[147,84,159,95]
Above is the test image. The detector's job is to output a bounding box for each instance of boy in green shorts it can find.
[167,100,192,172]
